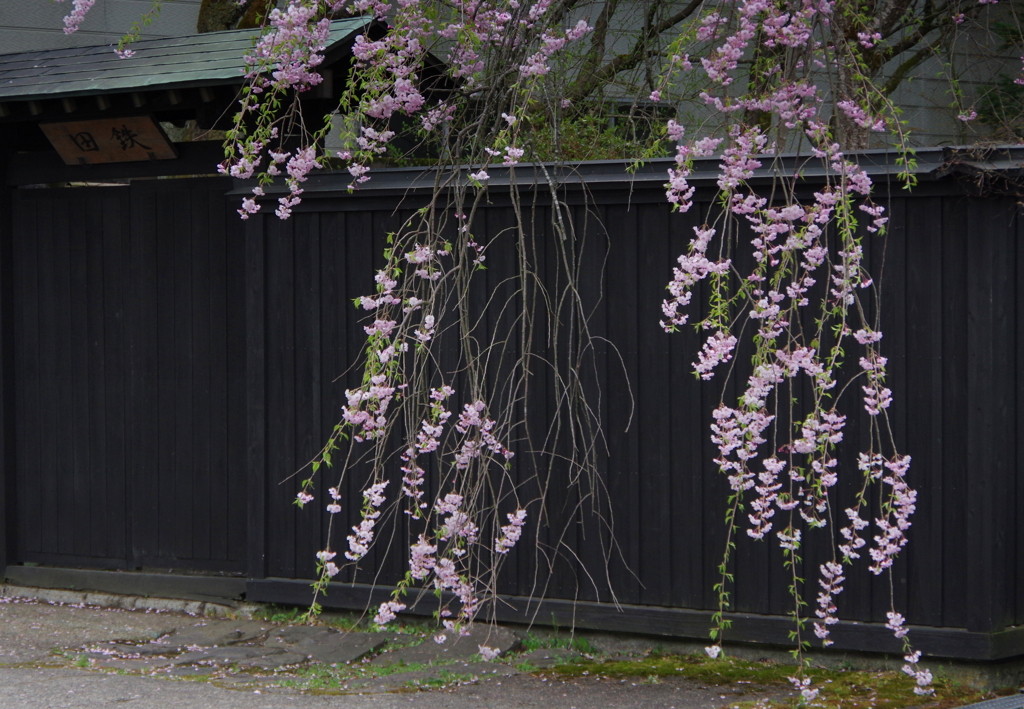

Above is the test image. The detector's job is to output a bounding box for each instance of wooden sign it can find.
[40,115,178,166]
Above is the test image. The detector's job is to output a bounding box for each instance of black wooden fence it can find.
[8,179,248,572]
[1,150,1022,662]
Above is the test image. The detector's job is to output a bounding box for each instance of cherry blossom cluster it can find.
[858,330,892,416]
[374,599,407,625]
[57,0,96,34]
[346,480,389,560]
[902,650,935,696]
[454,401,514,466]
[788,676,819,702]
[869,455,916,575]
[316,549,339,578]
[494,509,527,553]
[813,561,844,645]
[245,2,332,92]
[375,486,524,633]
[660,227,731,332]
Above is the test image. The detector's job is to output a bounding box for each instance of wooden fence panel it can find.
[12,189,129,569]
[5,166,1023,653]
[10,178,247,572]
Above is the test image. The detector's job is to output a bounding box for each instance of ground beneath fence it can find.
[0,591,1013,708]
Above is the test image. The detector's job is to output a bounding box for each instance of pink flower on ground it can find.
[478,645,500,661]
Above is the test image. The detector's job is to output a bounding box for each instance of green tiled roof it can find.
[0,18,369,102]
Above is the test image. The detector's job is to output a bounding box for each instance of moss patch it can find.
[551,654,1006,709]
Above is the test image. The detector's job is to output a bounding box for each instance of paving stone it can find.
[93,658,174,672]
[173,646,282,666]
[34,589,87,606]
[135,598,202,615]
[109,643,178,657]
[155,619,271,649]
[83,651,119,661]
[166,665,217,677]
[239,652,309,670]
[203,604,236,619]
[84,593,132,610]
[371,626,519,667]
[264,626,335,646]
[295,632,393,665]
[512,648,582,668]
[213,675,257,685]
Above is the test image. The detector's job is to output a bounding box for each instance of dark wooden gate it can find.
[8,178,248,572]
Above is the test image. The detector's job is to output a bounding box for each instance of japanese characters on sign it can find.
[40,116,177,165]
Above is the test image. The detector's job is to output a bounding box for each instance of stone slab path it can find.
[71,614,527,692]
[0,591,789,708]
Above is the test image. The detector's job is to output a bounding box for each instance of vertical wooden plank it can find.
[83,194,108,560]
[517,203,551,604]
[1017,202,1024,627]
[293,212,321,580]
[0,168,13,577]
[191,187,213,564]
[940,195,968,628]
[574,202,611,604]
[172,189,195,564]
[129,183,160,567]
[544,202,582,603]
[52,198,75,555]
[265,216,296,579]
[317,210,341,564]
[872,196,909,624]
[222,190,248,567]
[12,193,39,562]
[206,187,230,564]
[246,215,267,579]
[603,203,640,605]
[369,207,403,587]
[483,204,514,597]
[337,208,375,585]
[964,197,1015,633]
[903,196,944,627]
[700,200,738,614]
[667,204,707,611]
[67,193,95,559]
[989,198,1018,632]
[154,189,178,561]
[102,191,128,563]
[636,202,673,608]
